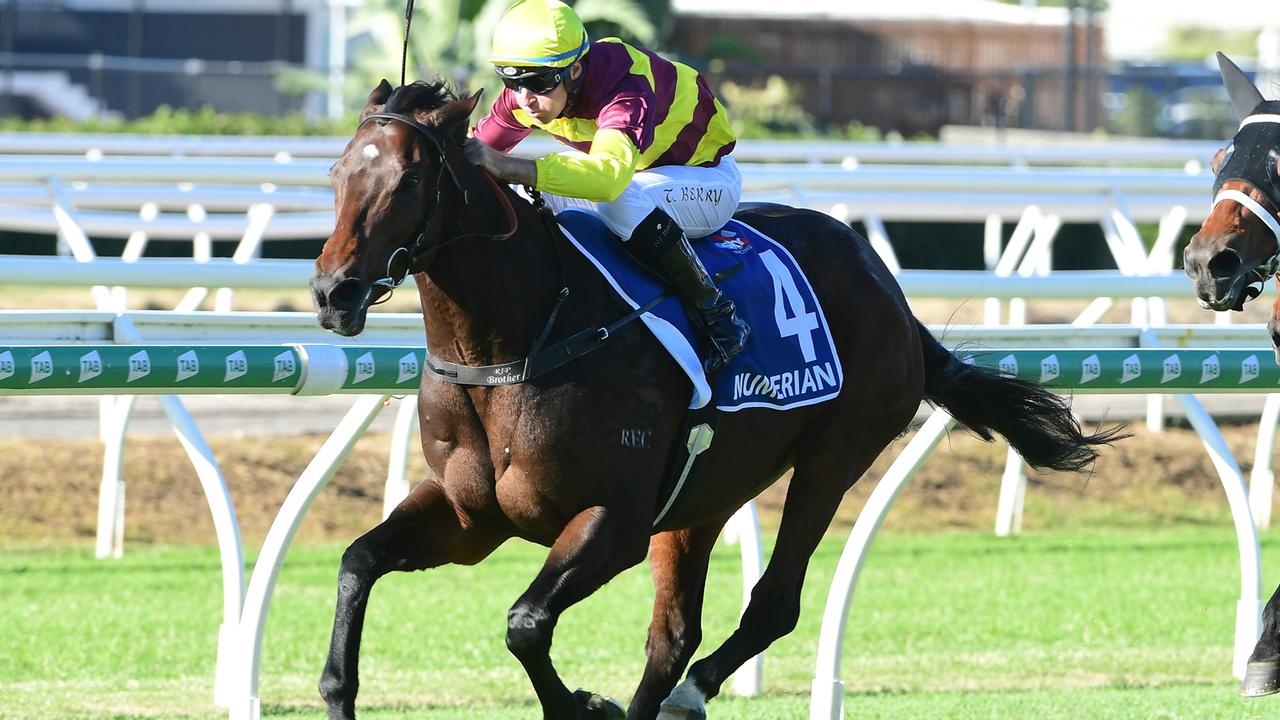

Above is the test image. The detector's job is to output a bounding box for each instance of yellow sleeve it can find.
[533,128,639,202]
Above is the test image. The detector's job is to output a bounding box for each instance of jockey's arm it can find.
[464,138,538,187]
[467,105,538,186]
[533,128,639,202]
[466,128,639,202]
[468,88,645,202]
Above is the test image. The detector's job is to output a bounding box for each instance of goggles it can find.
[495,66,564,95]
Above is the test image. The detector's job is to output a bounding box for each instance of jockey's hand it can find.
[463,137,500,172]
[464,138,537,187]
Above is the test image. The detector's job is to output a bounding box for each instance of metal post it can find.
[1,0,15,117]
[1084,0,1098,131]
[726,502,765,697]
[276,0,294,115]
[1063,0,1078,132]
[128,0,144,118]
[810,410,956,720]
[327,0,346,120]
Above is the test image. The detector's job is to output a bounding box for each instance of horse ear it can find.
[1218,52,1265,119]
[361,80,393,120]
[424,90,485,135]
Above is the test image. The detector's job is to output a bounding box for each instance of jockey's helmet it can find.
[489,0,589,93]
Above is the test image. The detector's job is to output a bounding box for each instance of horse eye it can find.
[399,173,421,190]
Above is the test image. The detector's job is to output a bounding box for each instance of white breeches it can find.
[541,156,742,239]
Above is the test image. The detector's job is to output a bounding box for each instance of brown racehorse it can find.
[1185,52,1280,697]
[310,79,1119,720]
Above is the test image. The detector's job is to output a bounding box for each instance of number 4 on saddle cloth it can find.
[556,209,844,412]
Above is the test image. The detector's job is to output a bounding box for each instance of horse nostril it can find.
[1206,251,1242,280]
[329,278,370,310]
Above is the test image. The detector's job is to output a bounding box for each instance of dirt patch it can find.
[0,420,1255,548]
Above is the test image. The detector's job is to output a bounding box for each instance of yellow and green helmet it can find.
[489,0,590,71]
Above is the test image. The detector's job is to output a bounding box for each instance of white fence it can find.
[2,317,1274,720]
[0,132,1223,166]
[0,134,1265,719]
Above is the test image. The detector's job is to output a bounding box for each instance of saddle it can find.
[553,208,845,528]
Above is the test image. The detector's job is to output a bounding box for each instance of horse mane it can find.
[384,80,458,116]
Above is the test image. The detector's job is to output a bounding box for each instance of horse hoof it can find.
[657,678,708,720]
[656,704,707,720]
[660,676,711,712]
[573,689,626,719]
[1242,659,1280,697]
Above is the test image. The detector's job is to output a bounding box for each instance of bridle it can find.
[352,109,663,389]
[356,111,517,296]
[1210,112,1280,307]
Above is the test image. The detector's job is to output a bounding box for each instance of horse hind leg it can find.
[657,430,901,720]
[318,479,506,720]
[626,519,730,720]
[505,505,651,720]
[1243,582,1280,696]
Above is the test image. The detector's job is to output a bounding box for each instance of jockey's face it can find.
[512,62,582,124]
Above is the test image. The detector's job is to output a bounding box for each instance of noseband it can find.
[356,111,517,293]
[1212,112,1280,287]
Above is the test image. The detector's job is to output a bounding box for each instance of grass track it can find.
[4,527,1280,719]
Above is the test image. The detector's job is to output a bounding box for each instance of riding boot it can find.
[626,209,749,372]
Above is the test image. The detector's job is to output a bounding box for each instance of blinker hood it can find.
[1214,100,1280,211]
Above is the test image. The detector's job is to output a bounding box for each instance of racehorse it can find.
[310,79,1119,720]
[1185,52,1280,697]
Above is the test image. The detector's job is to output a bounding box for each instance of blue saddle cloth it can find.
[556,209,843,411]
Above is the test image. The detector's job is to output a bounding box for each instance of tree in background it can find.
[343,0,658,109]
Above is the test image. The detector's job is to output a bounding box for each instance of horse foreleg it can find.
[507,505,650,720]
[1244,581,1280,696]
[318,479,506,720]
[626,521,728,720]
[660,436,892,719]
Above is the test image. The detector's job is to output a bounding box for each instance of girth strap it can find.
[424,291,667,387]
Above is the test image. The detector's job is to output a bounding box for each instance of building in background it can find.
[668,0,1100,136]
[5,0,1280,140]
[0,0,345,119]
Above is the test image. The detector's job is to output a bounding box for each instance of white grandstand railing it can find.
[0,255,1204,297]
[0,155,1214,191]
[0,132,1222,166]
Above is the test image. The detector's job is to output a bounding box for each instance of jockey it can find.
[464,0,749,372]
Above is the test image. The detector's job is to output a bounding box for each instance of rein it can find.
[356,111,662,387]
[359,111,518,291]
[373,0,660,386]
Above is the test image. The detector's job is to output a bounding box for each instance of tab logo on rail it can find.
[272,352,296,382]
[176,351,199,382]
[79,351,102,383]
[224,350,248,382]
[1241,354,1260,384]
[0,351,14,381]
[1201,354,1220,384]
[1120,354,1141,384]
[1080,354,1101,384]
[1039,354,1059,383]
[353,352,375,384]
[1162,354,1181,383]
[998,354,1017,378]
[397,353,419,384]
[30,350,52,384]
[128,351,151,382]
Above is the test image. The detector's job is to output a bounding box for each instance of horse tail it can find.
[916,320,1126,472]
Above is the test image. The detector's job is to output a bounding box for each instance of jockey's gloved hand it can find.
[464,138,538,187]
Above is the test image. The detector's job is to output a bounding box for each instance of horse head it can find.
[1185,53,1280,341]
[311,79,482,336]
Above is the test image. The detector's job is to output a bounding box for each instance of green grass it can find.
[4,527,1280,718]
